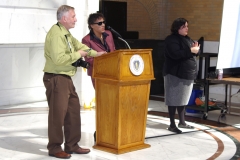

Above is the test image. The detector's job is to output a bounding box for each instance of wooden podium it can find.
[92,49,155,154]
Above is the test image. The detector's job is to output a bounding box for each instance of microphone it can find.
[107,26,122,38]
[107,26,131,49]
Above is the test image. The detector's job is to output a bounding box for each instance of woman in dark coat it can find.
[163,18,200,134]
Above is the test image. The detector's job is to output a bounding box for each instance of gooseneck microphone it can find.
[107,26,131,49]
[107,26,122,38]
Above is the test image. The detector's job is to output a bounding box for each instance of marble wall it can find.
[0,0,64,44]
[0,0,98,106]
[0,44,46,105]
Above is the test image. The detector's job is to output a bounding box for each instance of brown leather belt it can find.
[44,72,70,78]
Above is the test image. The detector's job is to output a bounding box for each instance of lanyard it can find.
[56,22,72,52]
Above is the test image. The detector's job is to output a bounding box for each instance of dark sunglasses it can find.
[92,21,105,26]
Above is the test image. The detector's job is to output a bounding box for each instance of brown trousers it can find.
[43,73,81,154]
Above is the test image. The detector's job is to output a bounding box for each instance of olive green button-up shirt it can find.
[43,22,97,77]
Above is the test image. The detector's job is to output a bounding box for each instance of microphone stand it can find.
[107,26,131,49]
[118,37,131,49]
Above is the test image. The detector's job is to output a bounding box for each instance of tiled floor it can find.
[0,100,240,160]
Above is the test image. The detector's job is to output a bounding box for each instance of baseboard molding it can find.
[149,95,164,101]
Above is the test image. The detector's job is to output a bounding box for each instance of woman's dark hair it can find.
[88,13,105,30]
[171,18,188,34]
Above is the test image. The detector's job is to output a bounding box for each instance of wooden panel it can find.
[119,83,149,147]
[93,49,154,81]
[94,52,120,80]
[95,79,119,148]
[93,49,153,154]
[120,50,154,80]
[94,79,151,153]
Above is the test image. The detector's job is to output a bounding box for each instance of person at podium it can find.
[82,12,115,142]
[82,13,116,88]
[163,18,200,134]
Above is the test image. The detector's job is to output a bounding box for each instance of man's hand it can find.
[78,50,88,57]
[96,51,107,57]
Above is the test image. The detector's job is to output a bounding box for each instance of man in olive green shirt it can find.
[43,5,105,159]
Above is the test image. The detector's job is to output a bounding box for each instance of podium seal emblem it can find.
[129,54,144,76]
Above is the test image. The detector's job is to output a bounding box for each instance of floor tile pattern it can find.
[0,100,240,160]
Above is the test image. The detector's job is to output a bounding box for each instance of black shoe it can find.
[168,126,182,134]
[178,123,194,129]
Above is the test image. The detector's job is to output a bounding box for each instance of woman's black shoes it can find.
[168,126,182,134]
[178,124,194,129]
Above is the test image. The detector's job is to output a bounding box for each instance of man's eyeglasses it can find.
[92,21,105,26]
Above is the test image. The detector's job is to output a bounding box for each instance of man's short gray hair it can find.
[57,5,75,20]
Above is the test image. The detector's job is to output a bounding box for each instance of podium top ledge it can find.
[116,49,153,52]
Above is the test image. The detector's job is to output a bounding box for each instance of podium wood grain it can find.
[92,49,155,154]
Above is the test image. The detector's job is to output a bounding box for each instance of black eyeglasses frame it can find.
[92,21,105,26]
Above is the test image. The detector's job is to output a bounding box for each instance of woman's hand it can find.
[96,51,107,57]
[78,50,106,57]
[192,41,199,47]
[191,42,200,54]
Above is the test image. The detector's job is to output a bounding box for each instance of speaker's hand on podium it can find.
[96,51,107,57]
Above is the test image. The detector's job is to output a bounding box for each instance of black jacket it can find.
[163,33,199,80]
